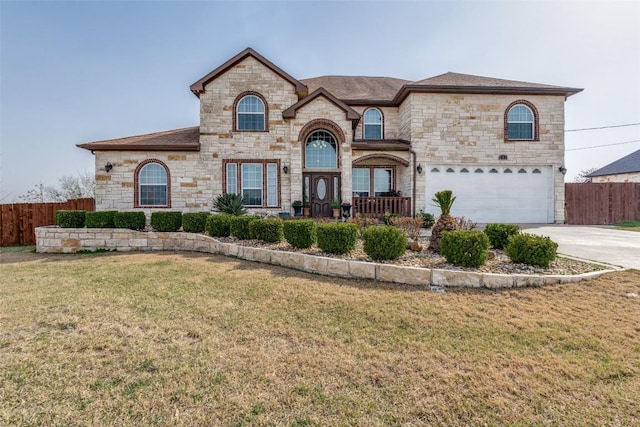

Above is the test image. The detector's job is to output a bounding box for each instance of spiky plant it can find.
[429,190,459,252]
[213,193,247,216]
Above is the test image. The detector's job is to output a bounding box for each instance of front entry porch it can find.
[352,196,412,218]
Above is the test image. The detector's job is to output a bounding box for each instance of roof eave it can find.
[392,85,584,104]
[283,88,361,121]
[77,143,200,152]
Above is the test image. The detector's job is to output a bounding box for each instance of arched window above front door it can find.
[305,130,337,169]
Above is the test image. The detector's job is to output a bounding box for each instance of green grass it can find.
[1,250,639,426]
[613,220,640,231]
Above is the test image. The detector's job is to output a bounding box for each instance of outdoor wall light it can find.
[282,164,289,174]
[416,164,423,174]
[558,166,567,175]
[105,162,113,173]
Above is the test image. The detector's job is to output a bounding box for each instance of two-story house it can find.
[78,47,582,223]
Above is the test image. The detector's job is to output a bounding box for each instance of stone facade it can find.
[592,172,640,183]
[84,48,579,223]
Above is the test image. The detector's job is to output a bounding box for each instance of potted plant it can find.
[331,199,341,219]
[292,200,303,217]
[340,200,352,219]
[303,189,311,217]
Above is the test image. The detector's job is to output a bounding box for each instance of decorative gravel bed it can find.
[216,236,609,276]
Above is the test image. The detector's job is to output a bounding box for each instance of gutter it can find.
[410,149,417,216]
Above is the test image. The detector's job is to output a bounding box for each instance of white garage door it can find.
[424,166,554,223]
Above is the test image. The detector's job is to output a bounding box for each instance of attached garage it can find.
[424,165,554,223]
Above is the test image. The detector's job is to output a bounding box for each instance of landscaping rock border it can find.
[35,226,619,289]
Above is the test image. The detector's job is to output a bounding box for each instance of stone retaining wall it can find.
[35,226,613,289]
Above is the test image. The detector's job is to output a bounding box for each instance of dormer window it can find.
[363,108,383,139]
[235,93,266,131]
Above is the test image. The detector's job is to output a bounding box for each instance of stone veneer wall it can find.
[592,172,640,183]
[36,226,613,289]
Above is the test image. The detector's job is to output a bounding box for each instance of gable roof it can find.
[300,76,410,103]
[190,47,307,97]
[586,149,640,177]
[282,88,361,121]
[77,127,200,151]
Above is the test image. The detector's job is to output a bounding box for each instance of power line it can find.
[566,139,640,151]
[565,122,640,132]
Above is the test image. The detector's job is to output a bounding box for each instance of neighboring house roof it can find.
[190,47,308,97]
[77,127,200,151]
[586,149,640,177]
[282,88,360,121]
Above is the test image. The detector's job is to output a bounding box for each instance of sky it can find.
[1,0,639,202]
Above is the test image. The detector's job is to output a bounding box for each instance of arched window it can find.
[506,102,537,140]
[305,130,338,168]
[363,108,383,139]
[136,161,169,207]
[236,94,266,131]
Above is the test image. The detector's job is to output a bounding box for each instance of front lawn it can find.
[1,249,638,426]
[613,220,640,232]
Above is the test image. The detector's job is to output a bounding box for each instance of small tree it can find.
[429,190,459,252]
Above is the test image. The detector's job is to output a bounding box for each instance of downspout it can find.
[409,149,417,216]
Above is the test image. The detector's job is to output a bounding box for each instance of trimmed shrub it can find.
[283,219,316,249]
[229,215,259,240]
[417,211,435,229]
[182,212,210,233]
[206,214,232,237]
[213,193,247,216]
[56,210,86,228]
[362,225,407,261]
[150,211,182,232]
[249,217,284,243]
[484,223,520,250]
[316,222,358,255]
[114,211,146,231]
[85,211,117,228]
[505,233,558,268]
[440,230,490,268]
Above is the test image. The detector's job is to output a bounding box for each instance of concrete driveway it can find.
[521,225,640,270]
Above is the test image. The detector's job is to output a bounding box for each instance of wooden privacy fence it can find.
[0,198,95,247]
[565,183,640,225]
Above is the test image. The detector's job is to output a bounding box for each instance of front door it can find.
[304,173,340,217]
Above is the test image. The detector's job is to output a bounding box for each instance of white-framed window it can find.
[138,162,168,207]
[352,167,394,197]
[224,160,279,207]
[236,95,265,131]
[305,130,337,168]
[352,168,370,197]
[506,104,534,140]
[363,108,383,139]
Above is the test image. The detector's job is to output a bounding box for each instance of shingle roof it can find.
[411,72,568,89]
[586,149,640,177]
[77,127,200,151]
[282,88,360,120]
[300,76,410,102]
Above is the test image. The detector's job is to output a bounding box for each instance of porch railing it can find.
[352,197,411,218]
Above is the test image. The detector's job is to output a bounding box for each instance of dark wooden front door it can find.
[304,173,340,218]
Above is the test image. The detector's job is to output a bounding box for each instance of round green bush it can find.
[229,215,259,240]
[85,211,117,228]
[504,233,558,268]
[484,223,520,250]
[150,211,183,232]
[362,225,407,261]
[249,218,283,243]
[182,212,210,233]
[56,210,86,228]
[417,211,435,229]
[440,230,490,268]
[283,219,316,248]
[316,222,358,255]
[206,214,232,237]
